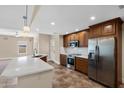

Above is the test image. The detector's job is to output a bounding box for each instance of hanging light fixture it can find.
[23,5,30,33]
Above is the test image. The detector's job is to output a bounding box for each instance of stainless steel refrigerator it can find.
[88,37,116,87]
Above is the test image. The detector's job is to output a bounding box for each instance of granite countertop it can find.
[75,55,88,59]
[1,56,54,78]
[32,53,48,58]
[60,53,88,59]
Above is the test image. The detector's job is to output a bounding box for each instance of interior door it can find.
[97,37,116,87]
[88,38,97,80]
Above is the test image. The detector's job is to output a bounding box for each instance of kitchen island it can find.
[1,56,54,88]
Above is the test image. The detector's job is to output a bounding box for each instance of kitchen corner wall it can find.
[122,23,124,83]
[34,33,62,64]
[49,35,61,64]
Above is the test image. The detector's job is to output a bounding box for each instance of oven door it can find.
[67,57,74,65]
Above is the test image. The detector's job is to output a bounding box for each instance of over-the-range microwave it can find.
[69,40,79,47]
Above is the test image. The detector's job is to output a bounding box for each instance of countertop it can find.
[32,53,48,58]
[60,53,88,59]
[75,55,88,59]
[1,56,54,78]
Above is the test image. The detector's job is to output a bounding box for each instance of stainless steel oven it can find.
[67,54,75,65]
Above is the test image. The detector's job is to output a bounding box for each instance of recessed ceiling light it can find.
[75,29,79,31]
[90,16,96,20]
[51,22,55,26]
[66,32,69,34]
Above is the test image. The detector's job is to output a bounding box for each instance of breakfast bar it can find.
[1,56,54,88]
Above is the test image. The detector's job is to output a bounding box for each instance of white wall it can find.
[33,33,39,53]
[0,35,17,58]
[0,35,33,58]
[49,35,60,64]
[59,35,63,47]
[122,23,124,83]
[39,34,50,56]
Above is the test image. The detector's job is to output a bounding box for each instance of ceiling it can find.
[0,5,124,36]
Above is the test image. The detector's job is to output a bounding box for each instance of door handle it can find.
[97,46,99,63]
[95,45,99,63]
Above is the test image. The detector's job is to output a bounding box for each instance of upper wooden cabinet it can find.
[89,24,102,38]
[78,30,88,47]
[89,18,122,38]
[102,20,116,36]
[70,33,78,41]
[63,29,89,47]
[63,35,70,47]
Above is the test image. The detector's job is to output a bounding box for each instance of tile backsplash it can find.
[65,47,88,56]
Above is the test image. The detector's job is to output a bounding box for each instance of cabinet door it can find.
[60,54,67,66]
[102,21,116,36]
[75,57,88,74]
[64,35,70,47]
[78,31,88,47]
[89,25,102,38]
[70,34,78,41]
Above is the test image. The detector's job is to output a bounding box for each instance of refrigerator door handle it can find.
[97,45,99,63]
[95,45,98,62]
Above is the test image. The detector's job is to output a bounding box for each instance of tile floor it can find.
[47,61,105,88]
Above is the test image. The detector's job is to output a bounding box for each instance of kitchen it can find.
[0,5,124,88]
[60,18,122,87]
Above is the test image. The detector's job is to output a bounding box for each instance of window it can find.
[19,45,26,54]
[17,41,27,56]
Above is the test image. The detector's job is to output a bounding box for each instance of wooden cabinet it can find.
[64,35,70,47]
[89,24,102,38]
[70,33,78,41]
[89,18,119,38]
[63,29,88,47]
[40,56,47,62]
[102,20,116,36]
[60,54,67,66]
[78,31,88,47]
[75,57,88,74]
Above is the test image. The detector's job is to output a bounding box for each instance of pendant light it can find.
[23,5,30,33]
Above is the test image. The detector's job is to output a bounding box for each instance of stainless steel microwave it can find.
[69,40,79,47]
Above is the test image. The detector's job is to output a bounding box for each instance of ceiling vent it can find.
[118,5,124,9]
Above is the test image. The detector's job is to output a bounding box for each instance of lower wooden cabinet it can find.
[40,56,47,62]
[75,57,88,74]
[60,54,67,66]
